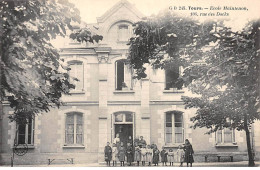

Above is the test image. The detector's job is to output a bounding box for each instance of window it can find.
[65,113,83,145]
[165,111,184,144]
[16,117,34,145]
[68,61,84,91]
[165,62,181,90]
[118,25,130,42]
[115,60,132,90]
[114,112,133,123]
[115,60,124,90]
[216,128,235,144]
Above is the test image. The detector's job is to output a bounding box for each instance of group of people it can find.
[104,134,194,167]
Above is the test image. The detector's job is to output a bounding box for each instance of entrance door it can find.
[113,112,134,148]
[115,124,133,148]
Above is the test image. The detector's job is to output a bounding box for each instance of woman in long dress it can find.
[184,139,194,167]
[113,133,120,149]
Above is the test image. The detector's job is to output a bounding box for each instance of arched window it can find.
[165,111,184,144]
[68,60,84,92]
[65,112,83,145]
[115,59,132,90]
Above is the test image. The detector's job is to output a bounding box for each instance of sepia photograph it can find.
[0,0,259,167]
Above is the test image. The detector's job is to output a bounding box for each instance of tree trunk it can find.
[244,115,255,167]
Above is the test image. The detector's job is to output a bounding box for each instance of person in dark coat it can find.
[152,144,157,164]
[153,145,160,166]
[126,142,133,166]
[184,139,194,167]
[118,142,126,166]
[160,146,168,166]
[104,142,112,166]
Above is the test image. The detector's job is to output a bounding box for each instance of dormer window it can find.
[118,24,130,42]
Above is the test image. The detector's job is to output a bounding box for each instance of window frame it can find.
[16,117,35,145]
[115,59,133,91]
[68,60,84,93]
[164,65,182,90]
[65,112,84,146]
[216,128,236,144]
[114,112,133,124]
[117,24,130,42]
[165,111,184,145]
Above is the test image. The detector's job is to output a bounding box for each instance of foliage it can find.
[128,11,216,80]
[128,10,259,133]
[128,10,259,166]
[182,20,260,133]
[0,0,102,123]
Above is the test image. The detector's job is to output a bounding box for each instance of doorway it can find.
[114,124,133,148]
[113,112,134,148]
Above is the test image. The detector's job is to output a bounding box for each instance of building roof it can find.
[96,0,144,23]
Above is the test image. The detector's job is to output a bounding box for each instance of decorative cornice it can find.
[97,55,109,63]
[94,47,112,63]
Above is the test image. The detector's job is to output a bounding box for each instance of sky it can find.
[52,0,259,48]
[70,0,260,29]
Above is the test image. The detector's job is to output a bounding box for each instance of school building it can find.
[0,0,260,165]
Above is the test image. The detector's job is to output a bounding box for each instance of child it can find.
[118,142,126,166]
[134,143,141,166]
[168,149,174,166]
[112,143,118,166]
[141,145,147,166]
[126,143,133,166]
[176,145,185,167]
[153,147,160,166]
[146,145,153,166]
[160,146,168,166]
[104,142,112,166]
